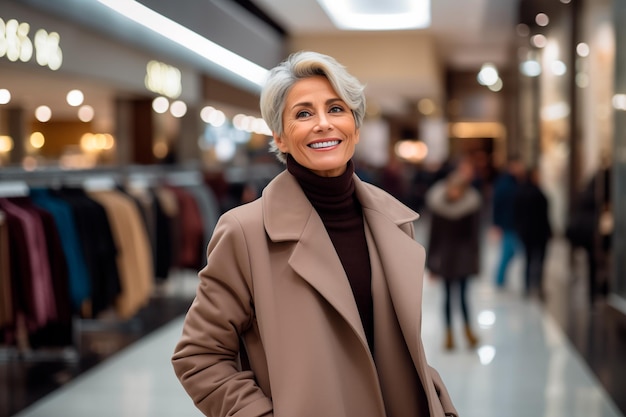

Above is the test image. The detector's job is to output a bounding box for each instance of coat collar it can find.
[262,169,424,354]
[262,169,419,241]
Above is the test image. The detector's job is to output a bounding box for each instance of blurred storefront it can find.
[0,0,284,175]
[611,0,626,314]
[0,4,286,398]
[516,0,624,316]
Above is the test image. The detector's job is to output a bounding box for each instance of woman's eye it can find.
[296,110,312,118]
[329,105,344,113]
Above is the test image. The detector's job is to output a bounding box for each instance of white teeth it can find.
[309,140,340,149]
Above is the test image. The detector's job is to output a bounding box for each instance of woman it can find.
[172,51,458,417]
[425,161,481,350]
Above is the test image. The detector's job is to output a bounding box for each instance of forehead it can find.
[287,76,337,103]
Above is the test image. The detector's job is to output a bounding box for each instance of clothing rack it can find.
[0,163,208,363]
[0,163,204,186]
[0,181,30,198]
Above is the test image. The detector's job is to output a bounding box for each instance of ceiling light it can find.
[488,78,503,92]
[78,105,95,122]
[66,89,84,106]
[477,63,499,86]
[0,135,14,153]
[0,89,11,104]
[96,0,268,88]
[531,34,547,48]
[317,0,430,31]
[35,105,52,122]
[170,100,187,118]
[551,60,567,76]
[152,96,169,114]
[520,60,541,77]
[535,13,549,27]
[30,132,45,149]
[576,42,590,57]
[612,94,626,111]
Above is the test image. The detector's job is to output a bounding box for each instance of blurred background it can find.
[0,0,625,416]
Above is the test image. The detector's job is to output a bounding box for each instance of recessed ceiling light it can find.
[316,0,430,31]
[96,0,268,88]
[67,89,84,106]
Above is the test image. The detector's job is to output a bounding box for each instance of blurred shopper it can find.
[172,51,457,417]
[491,156,525,288]
[513,167,552,300]
[566,166,612,306]
[426,160,481,350]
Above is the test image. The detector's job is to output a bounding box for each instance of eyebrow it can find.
[290,97,343,111]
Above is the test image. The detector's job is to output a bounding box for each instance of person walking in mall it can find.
[491,156,525,288]
[513,166,552,300]
[171,51,458,417]
[425,159,482,350]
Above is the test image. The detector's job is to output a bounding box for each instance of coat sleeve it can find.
[171,212,273,417]
[428,366,459,417]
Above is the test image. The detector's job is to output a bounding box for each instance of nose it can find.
[314,113,332,131]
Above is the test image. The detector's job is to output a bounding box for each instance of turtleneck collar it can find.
[286,153,355,202]
[286,153,359,224]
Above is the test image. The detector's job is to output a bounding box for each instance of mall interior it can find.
[1,0,625,416]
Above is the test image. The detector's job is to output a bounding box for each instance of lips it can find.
[308,140,341,149]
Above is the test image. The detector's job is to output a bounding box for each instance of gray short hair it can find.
[260,51,366,164]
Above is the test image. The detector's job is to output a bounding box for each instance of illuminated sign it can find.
[145,60,182,99]
[0,17,63,70]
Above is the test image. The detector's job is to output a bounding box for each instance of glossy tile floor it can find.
[4,219,626,417]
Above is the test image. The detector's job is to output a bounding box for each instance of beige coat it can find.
[172,170,458,417]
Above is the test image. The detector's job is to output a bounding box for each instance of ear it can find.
[273,133,289,153]
[354,128,360,144]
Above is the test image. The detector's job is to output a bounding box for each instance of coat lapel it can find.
[262,171,368,346]
[354,177,424,355]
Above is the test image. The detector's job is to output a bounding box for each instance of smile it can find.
[308,140,340,149]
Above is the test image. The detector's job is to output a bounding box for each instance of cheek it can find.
[278,121,302,150]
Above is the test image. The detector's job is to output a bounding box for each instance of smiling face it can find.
[274,75,360,177]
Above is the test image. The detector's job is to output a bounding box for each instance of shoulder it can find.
[216,198,264,235]
[355,176,420,223]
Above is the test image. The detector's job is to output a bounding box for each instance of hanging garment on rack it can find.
[87,189,154,319]
[29,188,91,312]
[0,210,13,330]
[23,200,73,349]
[123,185,158,267]
[163,184,204,270]
[180,183,221,267]
[0,198,57,335]
[151,187,177,280]
[50,187,121,318]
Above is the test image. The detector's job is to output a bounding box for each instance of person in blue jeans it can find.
[491,156,525,288]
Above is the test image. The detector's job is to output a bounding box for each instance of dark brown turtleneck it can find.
[287,154,373,352]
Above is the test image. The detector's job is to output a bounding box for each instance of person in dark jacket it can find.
[565,166,612,306]
[491,156,525,288]
[426,160,481,350]
[513,167,552,299]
